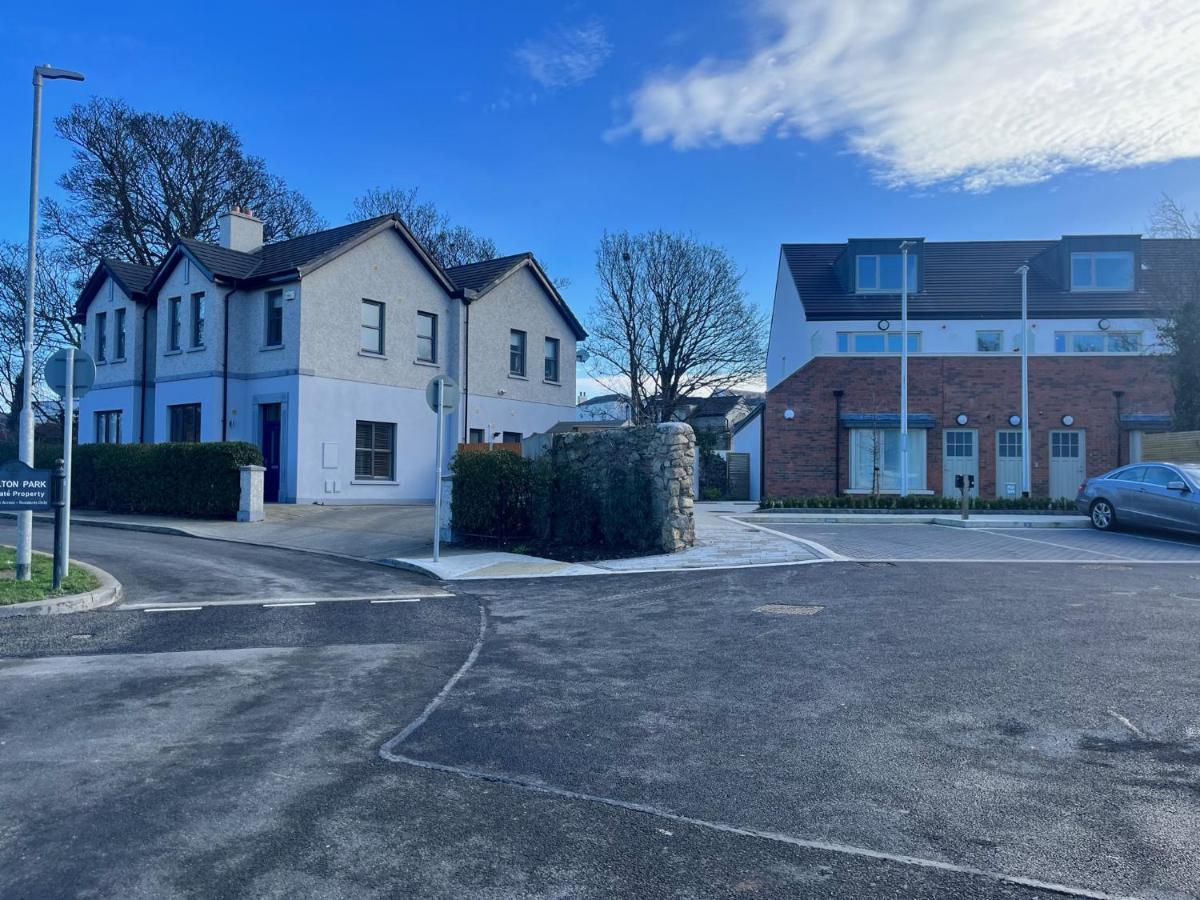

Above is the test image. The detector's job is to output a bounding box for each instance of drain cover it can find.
[756,604,824,616]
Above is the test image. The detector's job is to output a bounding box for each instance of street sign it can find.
[0,459,51,511]
[425,375,459,413]
[45,347,96,399]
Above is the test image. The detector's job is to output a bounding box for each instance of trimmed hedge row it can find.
[451,449,659,554]
[760,494,1076,511]
[72,442,263,518]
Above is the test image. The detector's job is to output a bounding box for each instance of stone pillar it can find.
[238,465,265,522]
[653,422,696,552]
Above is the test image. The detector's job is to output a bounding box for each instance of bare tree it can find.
[43,98,325,268]
[350,186,497,270]
[1147,194,1200,430]
[0,243,79,432]
[588,230,766,424]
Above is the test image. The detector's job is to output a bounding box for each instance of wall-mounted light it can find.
[877,319,890,331]
[1098,319,1111,331]
[784,408,796,420]
[956,414,969,426]
[1009,414,1021,426]
[1061,414,1075,426]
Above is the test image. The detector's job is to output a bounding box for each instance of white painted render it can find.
[765,252,806,390]
[731,411,762,502]
[77,222,582,506]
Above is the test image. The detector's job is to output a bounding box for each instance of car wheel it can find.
[1090,499,1116,531]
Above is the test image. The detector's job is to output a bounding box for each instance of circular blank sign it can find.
[425,375,459,413]
[45,348,97,399]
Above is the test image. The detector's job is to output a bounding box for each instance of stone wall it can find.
[551,422,696,552]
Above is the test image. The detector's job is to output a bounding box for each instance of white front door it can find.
[942,429,979,497]
[1049,430,1086,500]
[996,430,1024,498]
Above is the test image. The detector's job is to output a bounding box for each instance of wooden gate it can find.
[725,452,751,501]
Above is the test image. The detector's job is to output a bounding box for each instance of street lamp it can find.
[898,240,915,496]
[1015,264,1031,498]
[17,64,85,580]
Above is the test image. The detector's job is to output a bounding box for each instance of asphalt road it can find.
[31,521,440,605]
[3,529,1199,898]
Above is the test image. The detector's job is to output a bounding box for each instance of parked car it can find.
[1077,461,1200,534]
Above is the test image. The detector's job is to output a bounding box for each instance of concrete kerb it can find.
[0,558,122,617]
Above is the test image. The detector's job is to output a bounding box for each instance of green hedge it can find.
[0,442,66,469]
[451,449,659,554]
[760,494,1076,511]
[71,442,263,518]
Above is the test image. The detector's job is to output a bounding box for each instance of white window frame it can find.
[114,308,126,361]
[1070,251,1134,292]
[837,331,922,354]
[190,292,206,348]
[544,337,560,382]
[848,427,927,492]
[1053,331,1141,354]
[360,299,385,355]
[95,410,122,444]
[416,311,437,363]
[976,330,1003,352]
[95,311,108,362]
[168,297,182,351]
[509,329,527,377]
[855,253,918,293]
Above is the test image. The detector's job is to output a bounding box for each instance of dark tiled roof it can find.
[446,253,531,292]
[448,252,588,340]
[690,395,746,418]
[104,259,155,295]
[179,237,261,280]
[782,239,1200,320]
[252,215,394,279]
[578,393,625,406]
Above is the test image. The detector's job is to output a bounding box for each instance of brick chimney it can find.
[218,205,264,253]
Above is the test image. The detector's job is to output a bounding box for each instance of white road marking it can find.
[380,601,1131,900]
[725,517,848,560]
[120,593,448,610]
[1107,709,1148,740]
[370,598,421,604]
[262,601,317,608]
[977,529,1141,561]
[142,606,202,613]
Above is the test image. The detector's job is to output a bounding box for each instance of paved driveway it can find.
[742,519,1200,563]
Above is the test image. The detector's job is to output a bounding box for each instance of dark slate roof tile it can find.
[251,215,394,279]
[783,239,1200,320]
[445,253,531,292]
[104,259,155,295]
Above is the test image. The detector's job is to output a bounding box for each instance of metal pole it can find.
[51,458,65,590]
[899,243,911,497]
[16,70,45,582]
[433,378,444,563]
[1018,265,1031,497]
[61,348,74,578]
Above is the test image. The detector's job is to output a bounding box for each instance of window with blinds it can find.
[355,420,395,480]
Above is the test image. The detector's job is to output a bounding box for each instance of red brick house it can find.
[764,236,1191,500]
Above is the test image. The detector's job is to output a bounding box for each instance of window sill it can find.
[543,379,561,386]
[508,373,529,381]
[358,350,387,360]
[260,344,285,352]
[351,479,398,485]
[413,359,439,368]
[163,349,183,357]
[95,359,107,366]
[186,345,206,353]
[111,356,126,364]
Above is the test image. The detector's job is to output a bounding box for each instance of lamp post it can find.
[898,241,915,496]
[1015,264,1031,498]
[16,64,85,581]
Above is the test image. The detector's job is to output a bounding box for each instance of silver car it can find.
[1076,461,1200,534]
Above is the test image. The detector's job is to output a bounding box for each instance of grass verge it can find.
[0,545,100,605]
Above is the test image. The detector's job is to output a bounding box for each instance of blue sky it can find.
[2,0,1198,393]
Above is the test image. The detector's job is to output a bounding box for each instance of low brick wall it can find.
[552,422,696,552]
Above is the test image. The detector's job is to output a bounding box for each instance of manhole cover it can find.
[756,604,824,616]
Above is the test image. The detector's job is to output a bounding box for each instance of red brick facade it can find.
[765,355,1173,498]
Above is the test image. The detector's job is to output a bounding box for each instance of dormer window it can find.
[856,254,918,293]
[1070,251,1133,291]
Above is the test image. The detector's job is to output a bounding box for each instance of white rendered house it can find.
[74,209,586,504]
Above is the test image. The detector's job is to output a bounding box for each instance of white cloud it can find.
[516,20,612,89]
[617,0,1200,191]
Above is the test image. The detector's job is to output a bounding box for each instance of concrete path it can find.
[24,503,439,562]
